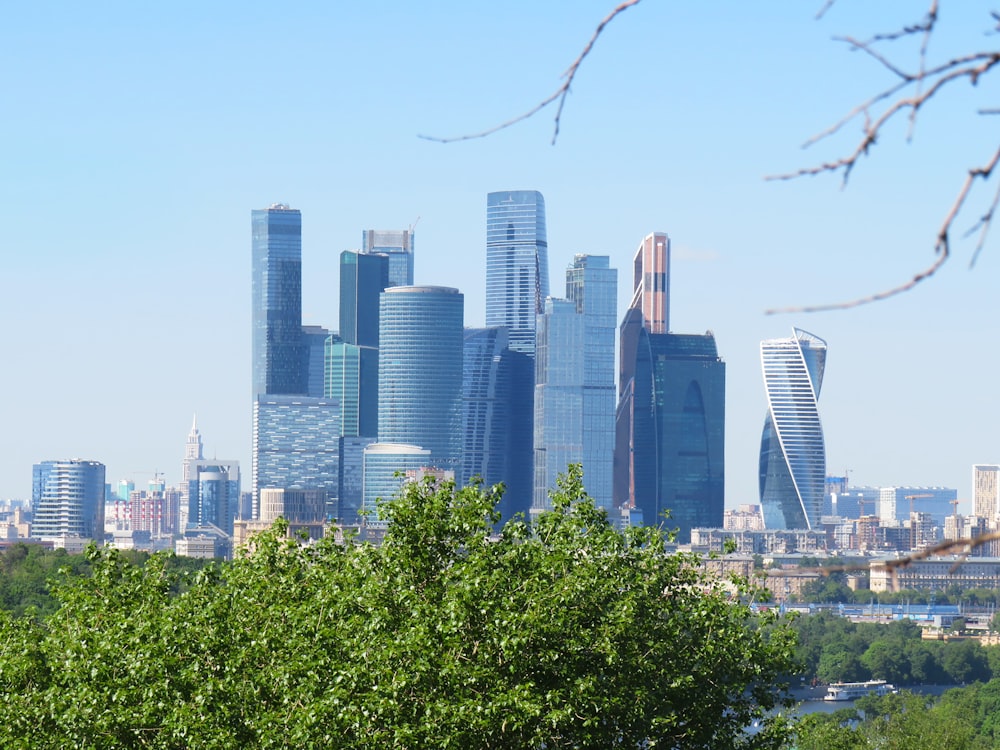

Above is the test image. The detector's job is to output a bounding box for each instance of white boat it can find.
[823,679,897,701]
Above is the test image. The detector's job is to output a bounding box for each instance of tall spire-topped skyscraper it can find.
[759,328,827,530]
[182,414,204,483]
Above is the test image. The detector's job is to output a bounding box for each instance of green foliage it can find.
[795,684,1000,749]
[0,543,92,618]
[791,609,999,687]
[0,467,798,748]
[0,543,210,620]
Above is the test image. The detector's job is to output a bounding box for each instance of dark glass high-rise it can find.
[251,204,305,397]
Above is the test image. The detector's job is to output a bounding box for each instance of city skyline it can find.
[2,3,998,508]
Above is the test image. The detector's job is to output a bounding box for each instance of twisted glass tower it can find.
[759,328,827,529]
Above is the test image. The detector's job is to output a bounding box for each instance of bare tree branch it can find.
[789,531,1000,581]
[418,0,642,145]
[766,2,1000,314]
[965,146,1000,266]
[766,143,1000,314]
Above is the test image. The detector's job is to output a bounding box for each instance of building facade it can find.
[632,333,726,540]
[361,442,432,513]
[533,255,617,512]
[485,190,547,518]
[759,328,827,530]
[301,325,331,399]
[533,298,584,511]
[613,231,723,542]
[973,465,1000,523]
[251,203,305,397]
[362,228,414,288]
[31,459,106,542]
[461,326,511,491]
[327,250,389,438]
[628,231,669,336]
[186,460,241,535]
[614,231,671,509]
[339,250,388,349]
[378,286,464,474]
[338,436,377,524]
[252,395,340,518]
[565,254,616,510]
[485,190,549,355]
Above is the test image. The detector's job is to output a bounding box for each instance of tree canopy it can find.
[0,467,797,748]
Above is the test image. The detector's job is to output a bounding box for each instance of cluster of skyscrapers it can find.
[25,190,852,552]
[248,191,737,543]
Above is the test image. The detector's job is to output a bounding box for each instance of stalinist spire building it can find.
[182,415,204,483]
[179,415,204,529]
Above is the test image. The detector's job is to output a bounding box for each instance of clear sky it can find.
[2,1,997,510]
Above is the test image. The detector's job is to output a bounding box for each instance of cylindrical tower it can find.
[378,286,464,473]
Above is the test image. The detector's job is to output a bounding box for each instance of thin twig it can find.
[764,252,950,315]
[767,4,1000,315]
[788,531,1000,578]
[837,35,913,81]
[911,1,939,138]
[964,146,1000,266]
[418,0,642,145]
[772,53,1000,173]
[766,144,1000,314]
[815,0,836,21]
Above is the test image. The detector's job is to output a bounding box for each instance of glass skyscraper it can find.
[461,326,512,491]
[186,460,240,535]
[533,255,617,513]
[327,250,388,438]
[301,325,330,399]
[637,333,725,540]
[533,298,584,511]
[759,328,827,530]
[251,204,305,397]
[485,190,547,518]
[378,286,464,473]
[614,232,723,541]
[362,443,432,512]
[31,459,106,542]
[252,395,341,519]
[340,250,388,348]
[338,436,377,524]
[486,190,549,355]
[361,229,414,288]
[565,254,617,510]
[615,231,671,509]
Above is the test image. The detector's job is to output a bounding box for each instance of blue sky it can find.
[1,1,998,509]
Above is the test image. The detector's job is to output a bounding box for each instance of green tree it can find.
[817,647,867,684]
[0,467,798,748]
[941,639,990,685]
[862,640,910,684]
